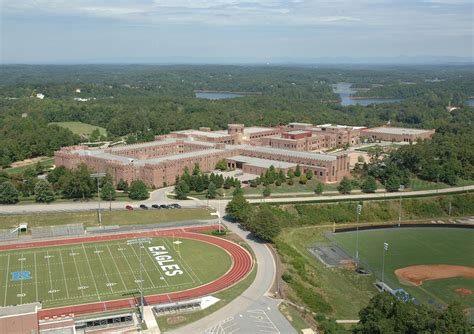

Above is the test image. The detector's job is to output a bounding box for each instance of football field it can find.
[331,227,474,310]
[0,236,232,309]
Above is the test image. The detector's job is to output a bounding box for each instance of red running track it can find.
[0,226,253,320]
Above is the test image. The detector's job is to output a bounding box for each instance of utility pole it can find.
[355,202,362,268]
[127,237,152,327]
[90,172,106,228]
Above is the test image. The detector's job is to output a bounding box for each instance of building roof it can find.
[243,126,275,134]
[172,129,231,138]
[288,122,312,126]
[137,148,227,165]
[364,127,434,135]
[228,156,297,169]
[0,303,41,317]
[286,130,311,135]
[108,138,178,151]
[234,145,338,161]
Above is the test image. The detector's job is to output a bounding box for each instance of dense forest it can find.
[1,65,473,184]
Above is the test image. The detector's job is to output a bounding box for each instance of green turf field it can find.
[331,228,474,310]
[0,237,231,309]
[49,121,107,137]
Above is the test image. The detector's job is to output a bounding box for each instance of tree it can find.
[277,170,286,183]
[294,165,301,177]
[263,186,271,197]
[355,293,470,334]
[314,182,324,195]
[247,205,281,241]
[101,180,116,208]
[34,179,55,203]
[215,160,228,171]
[192,163,201,176]
[361,176,377,193]
[232,183,243,196]
[337,177,353,194]
[226,193,253,224]
[0,181,19,204]
[47,166,67,188]
[206,181,217,199]
[174,180,190,200]
[62,164,93,199]
[305,169,313,180]
[223,177,233,189]
[299,175,307,184]
[128,180,149,200]
[287,178,294,185]
[117,179,129,192]
[385,175,401,192]
[287,169,295,178]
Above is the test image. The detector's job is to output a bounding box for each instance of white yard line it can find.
[34,252,38,302]
[46,251,55,300]
[94,245,114,293]
[81,244,102,301]
[163,238,199,285]
[20,252,23,304]
[70,248,85,297]
[132,243,172,288]
[58,250,70,299]
[106,245,128,291]
[3,254,10,306]
[119,247,156,289]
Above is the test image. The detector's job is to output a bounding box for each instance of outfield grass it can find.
[331,228,474,309]
[0,236,232,309]
[0,208,214,230]
[49,121,107,137]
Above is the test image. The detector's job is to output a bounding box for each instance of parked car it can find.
[170,203,182,209]
[139,204,148,209]
[151,204,160,209]
[160,204,169,209]
[125,205,134,211]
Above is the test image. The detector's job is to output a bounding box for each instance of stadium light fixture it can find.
[127,237,152,326]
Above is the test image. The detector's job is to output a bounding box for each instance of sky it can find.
[1,0,473,64]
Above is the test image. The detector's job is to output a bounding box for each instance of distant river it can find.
[195,91,258,100]
[334,83,402,106]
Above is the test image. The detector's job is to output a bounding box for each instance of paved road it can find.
[169,202,295,334]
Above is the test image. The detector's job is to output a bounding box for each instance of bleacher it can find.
[31,224,84,239]
[0,229,19,242]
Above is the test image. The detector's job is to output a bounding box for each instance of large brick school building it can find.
[54,123,432,188]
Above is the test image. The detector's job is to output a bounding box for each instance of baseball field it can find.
[0,234,233,309]
[331,228,474,311]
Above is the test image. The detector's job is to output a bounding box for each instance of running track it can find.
[0,226,254,320]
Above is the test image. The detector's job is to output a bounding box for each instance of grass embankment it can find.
[49,121,107,137]
[0,208,214,230]
[4,158,54,175]
[271,193,474,325]
[155,232,256,332]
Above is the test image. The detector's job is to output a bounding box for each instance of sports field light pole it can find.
[398,185,405,227]
[90,172,106,228]
[127,237,152,326]
[382,242,389,287]
[355,202,362,268]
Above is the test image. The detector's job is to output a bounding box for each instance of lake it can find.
[467,99,474,107]
[195,91,254,100]
[334,83,402,106]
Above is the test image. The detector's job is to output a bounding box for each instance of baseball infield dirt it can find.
[395,264,474,286]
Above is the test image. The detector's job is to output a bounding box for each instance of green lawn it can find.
[49,121,107,137]
[244,179,339,195]
[331,228,474,309]
[0,208,214,230]
[4,158,54,175]
[0,236,232,308]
